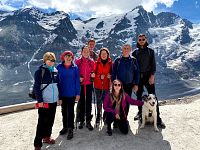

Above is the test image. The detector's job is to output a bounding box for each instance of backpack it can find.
[28,68,50,99]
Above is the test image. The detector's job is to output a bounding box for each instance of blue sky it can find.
[0,0,199,23]
[154,0,200,23]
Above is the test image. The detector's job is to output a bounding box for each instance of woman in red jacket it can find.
[103,79,143,136]
[94,47,112,124]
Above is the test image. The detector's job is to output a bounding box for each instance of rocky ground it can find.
[0,94,200,150]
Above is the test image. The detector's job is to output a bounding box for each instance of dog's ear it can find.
[142,95,148,102]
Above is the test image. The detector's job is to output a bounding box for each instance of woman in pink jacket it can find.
[75,45,95,131]
[103,79,143,136]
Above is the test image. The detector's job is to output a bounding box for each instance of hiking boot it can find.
[134,113,141,121]
[107,129,112,136]
[157,120,166,129]
[34,147,41,150]
[59,128,68,135]
[42,137,55,144]
[78,122,84,129]
[67,128,73,140]
[86,122,94,131]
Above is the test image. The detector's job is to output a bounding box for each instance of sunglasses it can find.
[49,59,55,62]
[114,84,121,87]
[138,38,146,42]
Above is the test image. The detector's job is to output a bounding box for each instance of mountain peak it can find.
[126,5,146,16]
[17,7,41,13]
[133,5,145,11]
[51,10,66,15]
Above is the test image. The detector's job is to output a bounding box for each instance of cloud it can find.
[0,0,178,17]
[28,0,178,17]
[142,0,178,11]
[195,1,199,8]
[0,4,16,11]
[0,0,29,11]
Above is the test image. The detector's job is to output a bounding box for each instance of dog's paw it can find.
[140,125,145,129]
[154,127,159,132]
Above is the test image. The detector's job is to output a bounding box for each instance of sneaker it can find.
[107,129,112,136]
[34,147,41,150]
[78,122,84,129]
[86,122,94,131]
[59,128,68,135]
[157,120,166,129]
[134,113,141,121]
[43,137,55,144]
[67,128,73,140]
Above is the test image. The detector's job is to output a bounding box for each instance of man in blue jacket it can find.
[112,44,140,116]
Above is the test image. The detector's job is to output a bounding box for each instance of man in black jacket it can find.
[132,34,166,129]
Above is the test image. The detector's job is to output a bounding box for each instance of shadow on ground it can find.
[44,123,171,150]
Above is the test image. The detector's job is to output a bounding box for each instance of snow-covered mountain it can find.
[0,6,200,106]
[72,6,200,81]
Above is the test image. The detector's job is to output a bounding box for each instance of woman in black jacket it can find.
[132,33,165,129]
[33,52,59,150]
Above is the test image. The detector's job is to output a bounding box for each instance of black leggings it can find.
[34,102,57,147]
[105,112,128,134]
[78,84,93,123]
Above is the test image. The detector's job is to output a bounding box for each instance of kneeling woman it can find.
[103,79,143,136]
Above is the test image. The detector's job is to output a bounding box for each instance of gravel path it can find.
[0,95,200,150]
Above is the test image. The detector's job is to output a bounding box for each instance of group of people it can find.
[33,34,166,150]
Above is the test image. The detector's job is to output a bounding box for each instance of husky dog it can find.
[140,94,159,132]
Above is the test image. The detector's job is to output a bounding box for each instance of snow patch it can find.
[37,12,67,30]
